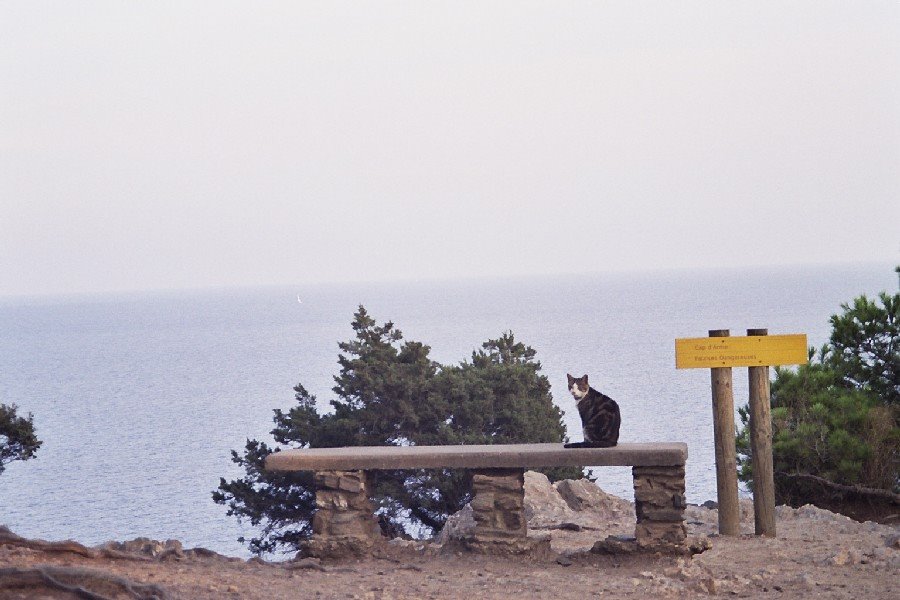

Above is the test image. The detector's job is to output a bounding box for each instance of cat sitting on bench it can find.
[564,373,620,448]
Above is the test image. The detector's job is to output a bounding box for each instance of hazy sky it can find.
[2,1,898,297]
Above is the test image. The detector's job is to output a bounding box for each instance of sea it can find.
[0,263,895,557]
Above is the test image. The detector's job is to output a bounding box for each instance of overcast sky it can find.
[1,1,898,297]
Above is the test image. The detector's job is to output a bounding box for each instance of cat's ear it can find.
[582,374,589,384]
[566,373,574,385]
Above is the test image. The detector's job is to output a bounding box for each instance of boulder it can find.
[438,471,635,544]
[524,471,577,529]
[435,504,475,545]
[555,478,634,521]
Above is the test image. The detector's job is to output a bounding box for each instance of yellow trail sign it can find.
[675,334,808,369]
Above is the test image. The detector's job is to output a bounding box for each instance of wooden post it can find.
[709,329,740,536]
[747,328,776,537]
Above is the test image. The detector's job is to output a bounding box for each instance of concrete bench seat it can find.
[265,442,687,471]
[265,442,688,557]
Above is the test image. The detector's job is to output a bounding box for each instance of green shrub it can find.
[214,306,580,554]
[737,270,900,510]
[0,403,41,476]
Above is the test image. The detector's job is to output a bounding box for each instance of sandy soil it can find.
[2,498,897,599]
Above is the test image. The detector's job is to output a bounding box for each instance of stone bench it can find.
[265,442,688,557]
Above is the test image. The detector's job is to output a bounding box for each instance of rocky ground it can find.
[1,472,898,599]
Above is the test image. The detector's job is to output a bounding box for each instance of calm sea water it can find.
[0,263,895,557]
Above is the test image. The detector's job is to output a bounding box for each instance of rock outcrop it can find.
[438,471,634,550]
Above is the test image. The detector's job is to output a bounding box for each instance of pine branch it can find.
[776,471,900,503]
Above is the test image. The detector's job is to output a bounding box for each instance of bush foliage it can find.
[828,291,899,407]
[214,306,580,554]
[737,273,900,508]
[0,403,41,476]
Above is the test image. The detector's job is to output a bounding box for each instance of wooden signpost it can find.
[675,330,807,537]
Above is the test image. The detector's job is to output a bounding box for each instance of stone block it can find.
[472,510,490,525]
[346,493,374,511]
[636,505,686,523]
[302,536,379,559]
[314,470,368,493]
[495,493,524,511]
[634,489,686,509]
[501,510,526,532]
[633,476,685,497]
[315,472,342,490]
[635,522,687,546]
[311,512,328,535]
[315,491,349,510]
[472,469,524,492]
[470,491,495,513]
[633,465,685,479]
[336,475,364,494]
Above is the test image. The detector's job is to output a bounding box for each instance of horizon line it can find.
[1,258,896,303]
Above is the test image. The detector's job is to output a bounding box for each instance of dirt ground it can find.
[2,499,898,599]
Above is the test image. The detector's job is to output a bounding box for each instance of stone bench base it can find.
[301,470,382,558]
[471,469,526,539]
[301,464,687,557]
[633,465,687,547]
[462,468,552,555]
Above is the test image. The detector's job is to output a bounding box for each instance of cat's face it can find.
[567,373,589,400]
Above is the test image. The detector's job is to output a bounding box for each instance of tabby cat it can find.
[563,373,620,448]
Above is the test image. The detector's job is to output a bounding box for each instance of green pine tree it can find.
[737,267,900,512]
[828,291,899,408]
[0,403,41,477]
[214,306,580,554]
